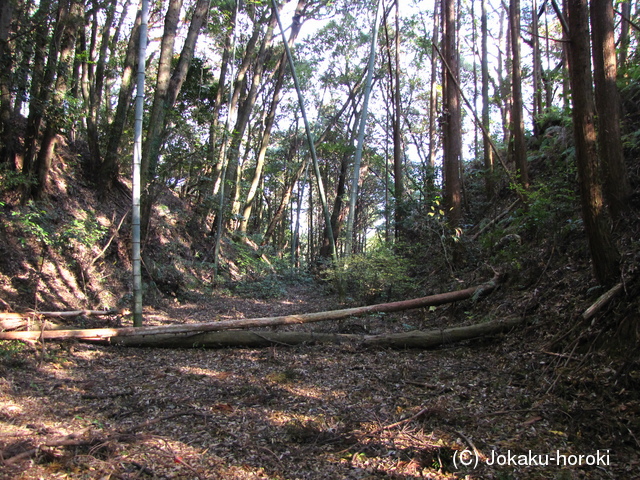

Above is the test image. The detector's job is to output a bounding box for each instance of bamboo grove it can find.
[0,0,638,285]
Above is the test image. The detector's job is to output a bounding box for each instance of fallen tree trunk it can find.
[0,275,503,342]
[0,309,122,319]
[0,313,61,331]
[581,282,624,321]
[109,318,522,349]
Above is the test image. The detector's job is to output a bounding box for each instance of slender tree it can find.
[344,0,382,255]
[532,0,543,134]
[140,0,182,185]
[132,0,150,327]
[618,0,631,68]
[392,0,405,238]
[442,0,462,226]
[590,0,631,220]
[240,0,308,233]
[428,0,440,187]
[510,0,529,188]
[102,11,142,190]
[480,0,493,198]
[31,0,84,199]
[0,0,14,167]
[566,0,620,285]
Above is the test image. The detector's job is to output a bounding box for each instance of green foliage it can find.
[324,248,416,303]
[11,202,107,249]
[11,203,55,246]
[0,167,34,191]
[234,273,287,299]
[0,341,28,368]
[514,183,578,236]
[62,217,108,248]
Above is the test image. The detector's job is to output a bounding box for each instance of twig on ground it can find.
[367,407,434,436]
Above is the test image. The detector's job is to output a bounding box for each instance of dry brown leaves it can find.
[1,288,638,479]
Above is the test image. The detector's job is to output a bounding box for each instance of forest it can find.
[0,0,639,477]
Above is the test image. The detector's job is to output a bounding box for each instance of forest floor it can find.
[1,280,639,480]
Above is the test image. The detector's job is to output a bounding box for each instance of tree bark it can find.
[510,0,529,188]
[31,0,83,199]
[224,10,278,229]
[428,0,440,187]
[442,0,462,225]
[566,0,620,285]
[392,0,405,238]
[0,275,503,341]
[21,2,56,193]
[240,0,307,233]
[101,11,141,190]
[0,0,14,167]
[480,0,493,199]
[108,318,523,348]
[140,0,182,185]
[618,0,631,68]
[590,0,631,220]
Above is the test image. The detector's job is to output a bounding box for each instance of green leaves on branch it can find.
[10,202,108,249]
[324,248,416,303]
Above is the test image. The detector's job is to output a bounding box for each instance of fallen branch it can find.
[1,310,120,332]
[109,317,522,349]
[28,309,122,318]
[0,275,504,342]
[581,282,624,321]
[470,199,520,241]
[0,314,60,331]
[2,429,93,465]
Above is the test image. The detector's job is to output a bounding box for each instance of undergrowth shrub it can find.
[324,248,416,303]
[10,201,108,250]
[233,274,287,299]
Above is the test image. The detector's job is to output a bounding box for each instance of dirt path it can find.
[0,288,636,479]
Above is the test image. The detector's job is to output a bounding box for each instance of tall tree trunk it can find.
[618,0,631,68]
[442,0,462,226]
[510,0,529,189]
[590,0,631,220]
[497,5,512,146]
[480,0,493,199]
[392,0,405,238]
[532,0,543,135]
[101,11,142,191]
[31,0,83,199]
[140,0,182,185]
[0,0,14,167]
[240,0,307,233]
[81,1,117,177]
[197,3,235,218]
[141,0,209,234]
[22,2,55,189]
[211,18,262,201]
[428,0,440,187]
[344,0,381,255]
[561,0,571,111]
[566,0,620,285]
[224,9,278,229]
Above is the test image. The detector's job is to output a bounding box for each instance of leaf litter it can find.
[1,284,638,479]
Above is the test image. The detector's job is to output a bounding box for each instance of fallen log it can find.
[0,275,503,342]
[0,309,123,319]
[109,318,522,349]
[0,313,61,332]
[581,282,624,321]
